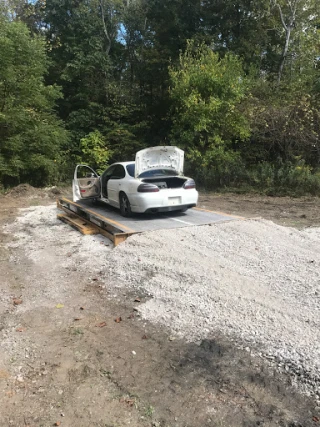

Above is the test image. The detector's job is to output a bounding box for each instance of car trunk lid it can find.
[135,146,184,178]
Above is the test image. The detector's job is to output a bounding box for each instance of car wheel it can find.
[179,207,188,213]
[119,192,132,217]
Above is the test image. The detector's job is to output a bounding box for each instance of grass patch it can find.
[144,405,155,417]
[71,328,84,336]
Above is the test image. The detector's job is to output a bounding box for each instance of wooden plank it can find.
[57,213,99,235]
[57,199,129,235]
[60,198,134,232]
[57,199,134,246]
[113,233,132,247]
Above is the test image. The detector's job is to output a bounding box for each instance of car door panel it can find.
[108,180,121,206]
[73,165,100,202]
[100,165,117,200]
[108,165,126,206]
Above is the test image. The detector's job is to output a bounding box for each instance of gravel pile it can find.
[4,206,320,400]
[106,219,320,399]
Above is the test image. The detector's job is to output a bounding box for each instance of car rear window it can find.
[126,164,179,178]
[139,169,179,177]
[126,164,135,177]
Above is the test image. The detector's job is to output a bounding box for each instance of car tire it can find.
[119,192,132,217]
[179,207,188,213]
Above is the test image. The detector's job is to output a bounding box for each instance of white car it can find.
[72,146,198,217]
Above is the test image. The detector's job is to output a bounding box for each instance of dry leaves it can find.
[13,298,23,306]
[0,370,10,379]
[55,303,64,309]
[119,397,135,407]
[114,317,122,323]
[95,322,107,328]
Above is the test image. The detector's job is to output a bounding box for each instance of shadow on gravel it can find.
[70,285,316,427]
[172,335,315,427]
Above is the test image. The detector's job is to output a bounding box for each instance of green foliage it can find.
[79,130,111,173]
[193,158,320,197]
[1,0,319,195]
[169,40,250,171]
[246,78,320,167]
[39,0,148,167]
[246,161,320,196]
[185,147,245,189]
[0,12,68,186]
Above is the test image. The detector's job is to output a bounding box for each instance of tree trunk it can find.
[99,0,111,55]
[273,0,298,83]
[278,24,291,83]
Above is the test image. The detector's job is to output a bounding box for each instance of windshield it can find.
[126,164,179,178]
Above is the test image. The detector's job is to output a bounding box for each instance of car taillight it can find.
[137,183,160,193]
[183,179,196,189]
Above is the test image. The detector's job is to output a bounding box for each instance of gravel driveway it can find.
[5,205,320,402]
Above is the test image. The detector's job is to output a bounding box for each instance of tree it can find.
[201,0,273,72]
[6,0,318,192]
[169,41,250,177]
[37,0,145,160]
[270,0,319,82]
[0,12,68,186]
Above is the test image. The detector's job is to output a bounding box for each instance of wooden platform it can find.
[57,197,241,246]
[57,199,133,246]
[57,213,99,235]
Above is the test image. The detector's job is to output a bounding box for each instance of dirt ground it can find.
[198,192,320,229]
[0,185,319,427]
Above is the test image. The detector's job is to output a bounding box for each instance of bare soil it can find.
[0,186,319,427]
[198,192,320,229]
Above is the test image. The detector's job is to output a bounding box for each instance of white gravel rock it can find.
[4,205,320,397]
[107,219,320,396]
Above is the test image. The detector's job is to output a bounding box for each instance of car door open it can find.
[73,165,101,202]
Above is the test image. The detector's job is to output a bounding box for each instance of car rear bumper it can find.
[144,203,196,213]
[129,189,198,213]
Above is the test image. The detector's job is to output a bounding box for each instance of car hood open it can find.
[135,146,184,178]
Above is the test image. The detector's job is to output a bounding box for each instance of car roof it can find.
[111,161,134,167]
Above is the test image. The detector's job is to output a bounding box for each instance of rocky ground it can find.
[0,185,319,427]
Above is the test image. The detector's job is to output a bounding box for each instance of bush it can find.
[185,147,246,189]
[247,162,320,196]
[190,156,320,196]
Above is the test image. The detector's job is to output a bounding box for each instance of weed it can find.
[100,368,112,378]
[189,158,320,196]
[145,405,155,417]
[72,328,84,336]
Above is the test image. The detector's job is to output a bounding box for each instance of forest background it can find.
[1,0,320,195]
